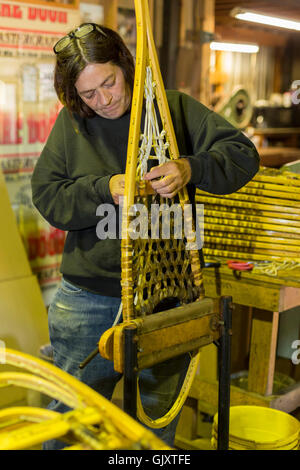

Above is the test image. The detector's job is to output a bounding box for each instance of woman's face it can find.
[75,62,131,119]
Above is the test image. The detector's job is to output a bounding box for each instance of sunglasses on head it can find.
[53,23,107,54]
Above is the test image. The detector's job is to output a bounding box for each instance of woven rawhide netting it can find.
[196,166,300,278]
[128,194,203,317]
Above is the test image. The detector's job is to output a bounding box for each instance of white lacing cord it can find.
[137,67,170,180]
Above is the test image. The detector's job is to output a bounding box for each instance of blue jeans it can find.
[44,278,190,449]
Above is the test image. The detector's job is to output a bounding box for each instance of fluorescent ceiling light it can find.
[231,8,300,31]
[210,42,259,53]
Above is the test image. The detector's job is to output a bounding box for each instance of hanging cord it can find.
[113,301,201,429]
[137,67,170,180]
[136,350,200,428]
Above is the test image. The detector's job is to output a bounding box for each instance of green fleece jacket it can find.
[31,90,259,297]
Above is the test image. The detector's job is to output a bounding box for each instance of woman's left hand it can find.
[143,158,192,198]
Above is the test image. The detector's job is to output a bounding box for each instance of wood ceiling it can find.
[214,0,300,46]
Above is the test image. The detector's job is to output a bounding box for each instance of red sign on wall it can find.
[0,2,80,289]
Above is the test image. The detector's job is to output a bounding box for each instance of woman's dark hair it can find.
[54,24,135,117]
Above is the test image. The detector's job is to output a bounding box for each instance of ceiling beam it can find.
[215,24,290,47]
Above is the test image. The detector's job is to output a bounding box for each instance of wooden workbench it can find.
[175,266,300,449]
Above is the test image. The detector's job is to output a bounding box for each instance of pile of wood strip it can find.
[195,167,300,277]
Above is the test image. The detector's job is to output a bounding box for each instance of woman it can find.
[31,23,259,448]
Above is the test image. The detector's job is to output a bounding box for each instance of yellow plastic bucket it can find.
[212,406,300,450]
